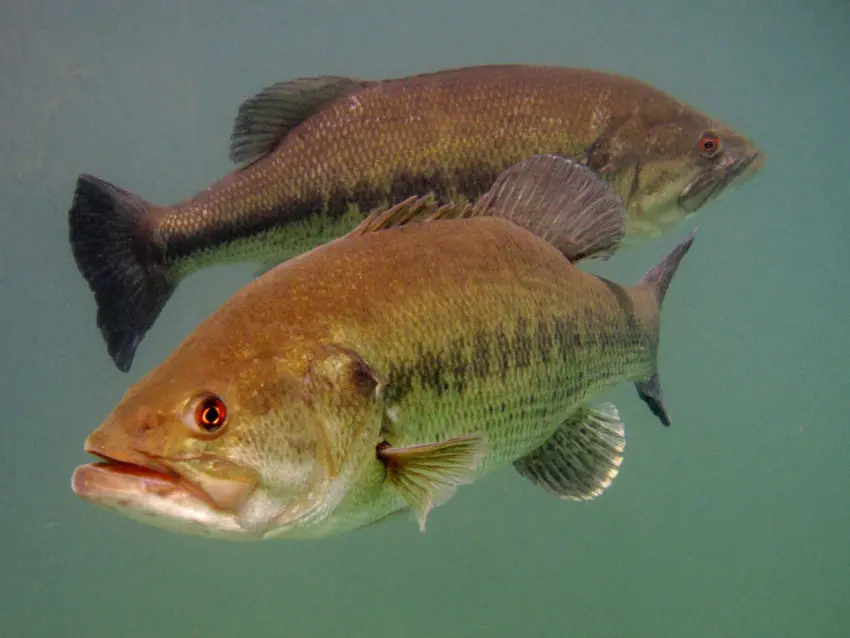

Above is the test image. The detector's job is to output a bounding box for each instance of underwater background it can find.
[1,1,847,636]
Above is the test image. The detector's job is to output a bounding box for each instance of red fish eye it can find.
[698,134,721,157]
[194,395,227,433]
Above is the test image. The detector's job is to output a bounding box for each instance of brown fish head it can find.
[588,110,763,239]
[72,340,385,540]
[675,119,764,214]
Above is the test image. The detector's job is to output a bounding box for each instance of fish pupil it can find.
[195,396,226,432]
[699,134,720,157]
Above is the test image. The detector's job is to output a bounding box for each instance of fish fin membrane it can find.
[68,174,174,372]
[349,155,625,261]
[378,434,487,533]
[348,195,475,236]
[229,76,375,165]
[632,231,696,426]
[639,230,696,305]
[635,374,671,427]
[514,403,625,500]
[472,154,627,262]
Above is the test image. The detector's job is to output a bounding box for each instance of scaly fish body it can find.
[72,158,694,540]
[68,64,760,371]
[252,218,661,537]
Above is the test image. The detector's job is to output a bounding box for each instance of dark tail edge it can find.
[68,174,174,372]
[634,231,697,427]
[639,230,697,306]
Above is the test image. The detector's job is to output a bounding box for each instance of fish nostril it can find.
[135,408,161,433]
[139,420,155,433]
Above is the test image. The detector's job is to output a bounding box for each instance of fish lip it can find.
[678,151,763,213]
[76,450,223,511]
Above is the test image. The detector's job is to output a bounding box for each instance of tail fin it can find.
[634,231,696,426]
[639,231,696,305]
[68,174,174,372]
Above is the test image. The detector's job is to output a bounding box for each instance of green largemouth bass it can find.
[68,64,759,372]
[72,156,695,540]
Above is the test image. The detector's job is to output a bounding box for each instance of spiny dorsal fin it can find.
[514,403,625,500]
[347,195,475,237]
[229,76,375,165]
[348,155,625,258]
[473,154,627,263]
[378,434,487,532]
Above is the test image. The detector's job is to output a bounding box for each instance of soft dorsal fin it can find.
[347,155,626,263]
[229,76,375,165]
[473,154,627,262]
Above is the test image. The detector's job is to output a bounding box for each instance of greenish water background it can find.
[1,1,847,636]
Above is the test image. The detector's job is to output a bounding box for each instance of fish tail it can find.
[633,231,696,426]
[639,231,696,306]
[68,174,174,372]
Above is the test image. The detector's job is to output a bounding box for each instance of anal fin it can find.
[514,404,625,501]
[378,434,487,532]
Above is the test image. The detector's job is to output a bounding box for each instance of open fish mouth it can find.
[71,454,259,539]
[679,151,764,213]
[71,454,218,510]
[73,438,262,508]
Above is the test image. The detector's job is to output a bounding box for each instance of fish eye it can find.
[698,133,721,158]
[184,393,228,435]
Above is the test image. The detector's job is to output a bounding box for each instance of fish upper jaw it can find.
[678,149,764,213]
[74,433,262,530]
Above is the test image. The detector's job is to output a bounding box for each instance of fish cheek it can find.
[302,344,385,481]
[633,156,700,217]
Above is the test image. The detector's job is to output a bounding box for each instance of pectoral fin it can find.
[514,404,625,500]
[378,434,487,532]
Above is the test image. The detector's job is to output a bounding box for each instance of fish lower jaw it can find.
[70,462,260,540]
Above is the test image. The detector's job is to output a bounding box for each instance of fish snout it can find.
[83,426,171,474]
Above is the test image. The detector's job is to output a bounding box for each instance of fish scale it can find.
[72,156,696,540]
[317,219,655,473]
[68,65,760,372]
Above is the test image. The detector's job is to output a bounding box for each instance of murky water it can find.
[1,1,847,636]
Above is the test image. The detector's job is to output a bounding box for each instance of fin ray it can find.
[229,76,374,165]
[378,434,487,532]
[68,174,173,372]
[633,231,696,426]
[348,155,625,262]
[347,195,475,237]
[514,404,625,500]
[635,374,670,427]
[472,154,627,262]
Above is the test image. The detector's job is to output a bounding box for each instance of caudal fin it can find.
[639,231,696,306]
[634,232,696,426]
[68,174,174,372]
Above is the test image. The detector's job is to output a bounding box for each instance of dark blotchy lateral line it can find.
[161,166,502,262]
[383,309,636,405]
